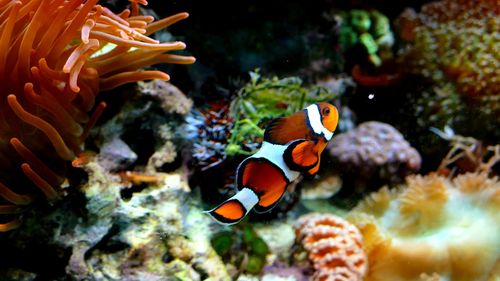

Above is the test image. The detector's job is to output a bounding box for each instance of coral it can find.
[347,172,500,281]
[328,121,421,191]
[397,0,500,100]
[293,213,367,281]
[255,222,296,263]
[138,80,193,115]
[431,126,500,177]
[396,0,500,132]
[0,0,195,231]
[261,262,308,281]
[185,101,235,170]
[300,175,342,200]
[336,9,395,67]
[210,224,270,277]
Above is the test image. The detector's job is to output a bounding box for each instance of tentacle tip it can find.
[30,66,39,74]
[176,42,187,49]
[7,94,16,103]
[9,137,20,146]
[70,85,81,93]
[23,82,34,91]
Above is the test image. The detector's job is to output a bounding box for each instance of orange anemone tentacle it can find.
[0,219,22,232]
[146,12,189,35]
[0,205,24,214]
[23,81,83,137]
[0,1,21,81]
[10,137,65,187]
[0,181,33,206]
[7,95,75,161]
[80,102,106,143]
[21,163,60,201]
[100,70,170,90]
[89,31,187,51]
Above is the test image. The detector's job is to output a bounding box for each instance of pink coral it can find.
[294,213,367,281]
[328,121,421,191]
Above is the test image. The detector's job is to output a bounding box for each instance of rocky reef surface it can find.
[0,160,229,281]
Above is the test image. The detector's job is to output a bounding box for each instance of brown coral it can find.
[294,213,367,281]
[347,172,500,281]
[0,0,195,231]
[396,0,500,121]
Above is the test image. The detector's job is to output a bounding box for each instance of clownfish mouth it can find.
[305,104,334,141]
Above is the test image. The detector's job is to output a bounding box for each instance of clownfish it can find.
[205,102,339,225]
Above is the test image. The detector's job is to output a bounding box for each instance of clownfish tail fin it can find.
[204,187,259,226]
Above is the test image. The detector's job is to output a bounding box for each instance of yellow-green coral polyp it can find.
[0,0,195,231]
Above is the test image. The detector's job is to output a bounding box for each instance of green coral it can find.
[337,9,395,66]
[210,224,270,276]
[226,70,338,156]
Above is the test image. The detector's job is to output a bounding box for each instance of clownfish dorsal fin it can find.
[284,139,319,172]
[264,111,309,144]
[204,187,259,225]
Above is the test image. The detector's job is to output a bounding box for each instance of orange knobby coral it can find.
[0,0,195,231]
[294,213,368,281]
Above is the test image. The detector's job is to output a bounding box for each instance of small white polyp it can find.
[306,104,333,141]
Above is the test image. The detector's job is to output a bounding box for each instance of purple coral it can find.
[328,121,421,190]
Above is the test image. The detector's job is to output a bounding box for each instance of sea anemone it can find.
[347,172,500,281]
[0,0,195,231]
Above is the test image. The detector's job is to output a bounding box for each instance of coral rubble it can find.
[294,213,367,281]
[0,0,195,231]
[328,121,421,192]
[347,172,500,281]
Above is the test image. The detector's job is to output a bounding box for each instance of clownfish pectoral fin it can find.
[307,158,321,176]
[204,187,259,226]
[284,139,319,172]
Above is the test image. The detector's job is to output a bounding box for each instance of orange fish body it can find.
[206,103,339,225]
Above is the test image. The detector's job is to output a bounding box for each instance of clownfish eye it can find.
[322,107,330,116]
